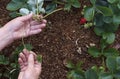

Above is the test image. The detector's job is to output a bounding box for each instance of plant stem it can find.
[36,0,39,15]
[22,36,26,48]
[21,26,26,48]
[101,46,106,68]
[102,57,105,68]
[55,1,65,5]
[43,8,63,18]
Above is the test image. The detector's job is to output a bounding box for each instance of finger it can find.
[23,49,29,60]
[35,61,38,64]
[29,29,42,35]
[19,53,27,62]
[37,63,42,67]
[30,21,40,26]
[35,63,42,74]
[18,58,24,66]
[42,19,47,24]
[18,58,25,70]
[28,53,34,68]
[30,51,37,61]
[18,71,24,79]
[23,49,37,61]
[30,20,47,26]
[31,24,46,30]
[19,13,33,21]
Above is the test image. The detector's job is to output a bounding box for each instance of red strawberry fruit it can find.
[80,18,87,25]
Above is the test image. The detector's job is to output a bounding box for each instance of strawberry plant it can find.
[84,0,120,44]
[66,0,120,79]
[7,0,81,19]
[83,0,120,68]
[88,41,119,67]
[45,0,81,13]
[6,0,58,20]
[45,0,63,13]
[79,0,120,72]
[64,0,81,11]
[88,38,119,58]
[7,0,45,20]
[66,56,120,79]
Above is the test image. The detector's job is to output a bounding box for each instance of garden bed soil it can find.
[1,0,120,79]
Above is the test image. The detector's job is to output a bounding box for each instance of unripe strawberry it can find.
[91,66,97,71]
[83,5,87,8]
[99,66,104,70]
[89,23,93,26]
[84,23,93,28]
[84,23,89,28]
[81,11,84,15]
[93,22,96,25]
[99,66,105,72]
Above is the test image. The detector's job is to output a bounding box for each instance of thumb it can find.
[28,53,34,68]
[19,13,33,21]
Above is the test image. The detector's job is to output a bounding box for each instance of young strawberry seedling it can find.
[19,0,64,22]
[19,0,45,21]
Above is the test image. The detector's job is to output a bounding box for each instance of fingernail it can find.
[29,54,33,58]
[23,48,26,51]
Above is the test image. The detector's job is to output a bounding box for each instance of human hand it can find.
[18,49,41,79]
[0,13,46,51]
[3,13,47,40]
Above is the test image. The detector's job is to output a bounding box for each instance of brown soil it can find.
[1,0,120,79]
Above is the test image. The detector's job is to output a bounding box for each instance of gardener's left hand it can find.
[3,13,47,40]
[18,49,41,79]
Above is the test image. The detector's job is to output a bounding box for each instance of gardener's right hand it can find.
[18,49,41,79]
